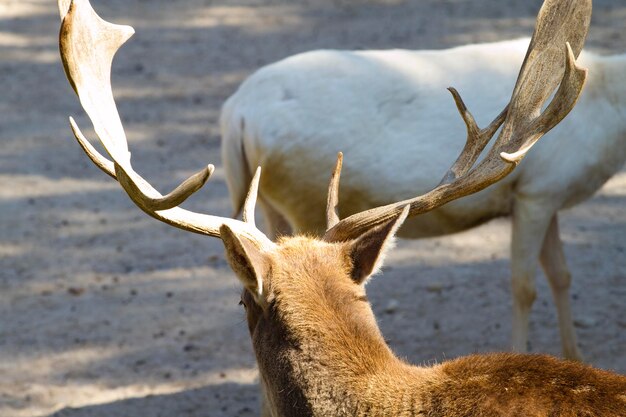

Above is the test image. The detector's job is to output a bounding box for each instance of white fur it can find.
[220,38,626,360]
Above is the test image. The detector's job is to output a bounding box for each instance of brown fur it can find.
[227,235,626,417]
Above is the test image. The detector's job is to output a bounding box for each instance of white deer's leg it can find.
[510,198,553,353]
[539,215,583,361]
[259,197,293,240]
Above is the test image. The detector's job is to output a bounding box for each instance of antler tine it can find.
[72,114,216,202]
[500,42,585,163]
[439,90,508,185]
[60,0,212,212]
[243,167,262,226]
[324,0,591,243]
[70,116,116,179]
[60,0,272,246]
[58,0,72,19]
[326,152,343,230]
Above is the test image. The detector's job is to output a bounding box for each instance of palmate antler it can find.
[61,0,591,250]
[59,0,272,247]
[323,0,591,242]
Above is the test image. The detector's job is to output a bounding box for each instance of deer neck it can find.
[254,298,434,417]
[596,52,626,120]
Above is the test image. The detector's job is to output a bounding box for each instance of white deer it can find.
[59,1,626,416]
[220,8,626,363]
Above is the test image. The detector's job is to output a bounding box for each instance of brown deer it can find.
[58,0,625,416]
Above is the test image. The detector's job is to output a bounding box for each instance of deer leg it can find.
[510,198,553,353]
[539,215,583,361]
[259,197,293,240]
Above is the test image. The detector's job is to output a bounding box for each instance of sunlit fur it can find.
[221,38,626,360]
[231,235,626,417]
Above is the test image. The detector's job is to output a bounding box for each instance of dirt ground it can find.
[1,0,624,416]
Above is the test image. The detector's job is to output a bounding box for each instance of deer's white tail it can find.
[220,101,253,218]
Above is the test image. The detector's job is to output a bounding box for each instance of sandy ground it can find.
[1,0,625,416]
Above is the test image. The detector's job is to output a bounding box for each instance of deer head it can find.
[59,0,592,415]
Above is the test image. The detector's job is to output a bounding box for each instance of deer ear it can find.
[220,225,270,303]
[348,206,409,285]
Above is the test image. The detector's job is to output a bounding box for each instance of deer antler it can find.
[326,152,343,230]
[324,0,591,242]
[59,0,272,246]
